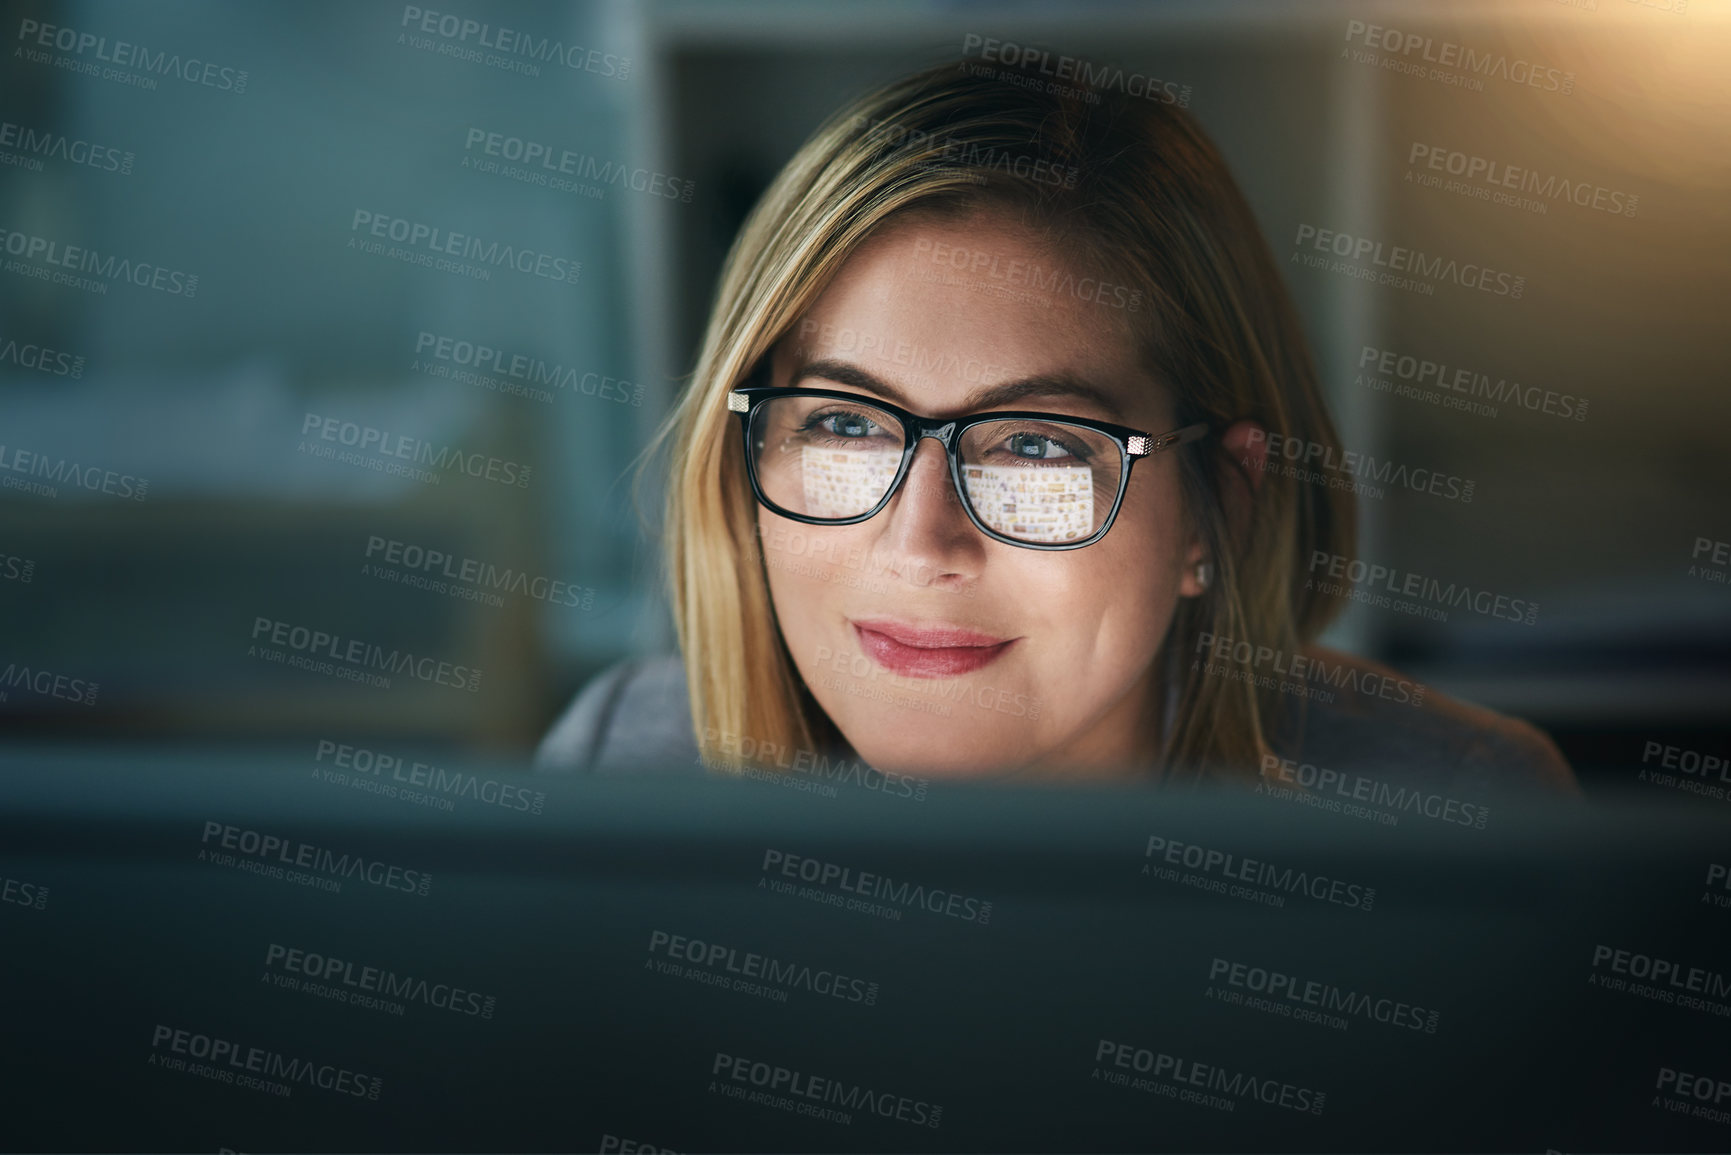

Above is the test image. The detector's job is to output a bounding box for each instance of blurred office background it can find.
[2,0,1727,789]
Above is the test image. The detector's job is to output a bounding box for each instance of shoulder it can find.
[533,655,700,775]
[1272,645,1581,798]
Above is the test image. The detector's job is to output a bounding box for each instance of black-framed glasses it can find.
[728,385,1209,550]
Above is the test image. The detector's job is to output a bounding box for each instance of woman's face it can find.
[758,206,1208,780]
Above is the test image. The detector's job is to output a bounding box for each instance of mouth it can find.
[849,617,1016,679]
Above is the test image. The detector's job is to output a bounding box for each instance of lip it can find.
[850,617,1016,679]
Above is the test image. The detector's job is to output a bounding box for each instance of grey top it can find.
[533,650,1581,796]
[535,655,703,777]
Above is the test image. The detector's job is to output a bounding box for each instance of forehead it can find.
[777,208,1162,422]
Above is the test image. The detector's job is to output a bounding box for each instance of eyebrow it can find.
[788,358,1127,422]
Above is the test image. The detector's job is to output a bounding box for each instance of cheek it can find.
[1035,549,1174,661]
[762,548,830,683]
[1029,472,1187,658]
[760,525,819,618]
[1116,465,1194,599]
[758,516,870,649]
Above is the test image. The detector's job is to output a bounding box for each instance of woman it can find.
[536,56,1578,794]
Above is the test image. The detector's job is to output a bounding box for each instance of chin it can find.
[844,727,1032,780]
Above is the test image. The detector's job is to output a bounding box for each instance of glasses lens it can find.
[750,395,907,519]
[958,419,1121,544]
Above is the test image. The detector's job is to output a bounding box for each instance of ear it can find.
[1177,419,1267,598]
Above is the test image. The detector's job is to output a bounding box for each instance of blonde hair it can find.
[654,58,1355,784]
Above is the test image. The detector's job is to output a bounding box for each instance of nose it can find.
[866,435,983,589]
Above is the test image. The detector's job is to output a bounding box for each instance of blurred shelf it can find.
[1415,667,1731,725]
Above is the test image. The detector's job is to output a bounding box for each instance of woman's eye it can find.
[810,410,883,439]
[1004,432,1076,460]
